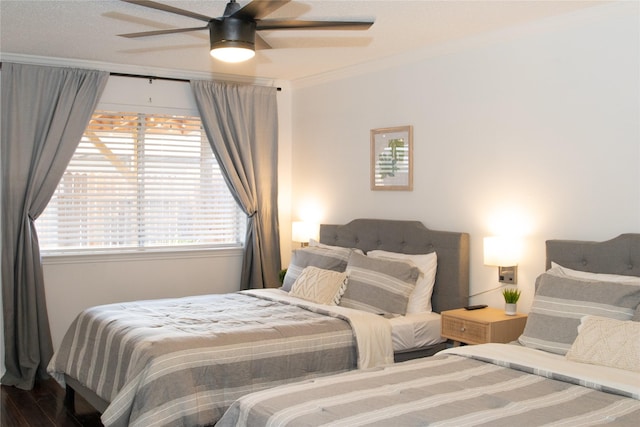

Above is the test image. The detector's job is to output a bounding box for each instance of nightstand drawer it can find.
[440,308,528,346]
[441,316,488,344]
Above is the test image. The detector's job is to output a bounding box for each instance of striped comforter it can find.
[217,344,640,427]
[48,290,391,427]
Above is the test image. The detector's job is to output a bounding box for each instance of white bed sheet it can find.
[388,311,444,352]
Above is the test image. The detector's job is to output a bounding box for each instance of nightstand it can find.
[441,307,527,346]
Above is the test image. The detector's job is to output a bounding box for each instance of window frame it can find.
[40,245,244,264]
[38,105,246,258]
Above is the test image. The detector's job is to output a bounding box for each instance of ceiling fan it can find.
[119,0,375,63]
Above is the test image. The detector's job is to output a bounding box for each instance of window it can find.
[37,111,245,253]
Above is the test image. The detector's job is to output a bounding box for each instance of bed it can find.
[319,219,470,361]
[48,218,470,426]
[216,233,640,426]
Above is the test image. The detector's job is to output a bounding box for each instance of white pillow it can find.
[367,250,437,313]
[549,262,640,284]
[289,266,348,305]
[565,315,640,372]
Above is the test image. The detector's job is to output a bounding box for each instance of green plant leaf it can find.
[502,288,521,303]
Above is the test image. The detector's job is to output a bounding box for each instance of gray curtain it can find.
[1,63,108,389]
[191,81,281,290]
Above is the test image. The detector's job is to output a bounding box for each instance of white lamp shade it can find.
[292,221,319,243]
[484,236,521,266]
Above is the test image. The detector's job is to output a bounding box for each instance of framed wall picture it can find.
[370,125,413,191]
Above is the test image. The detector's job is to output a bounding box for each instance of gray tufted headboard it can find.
[319,219,470,313]
[546,233,640,276]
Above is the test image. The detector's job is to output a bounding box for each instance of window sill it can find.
[41,246,244,265]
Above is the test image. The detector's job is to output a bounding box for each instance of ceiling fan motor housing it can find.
[209,18,256,50]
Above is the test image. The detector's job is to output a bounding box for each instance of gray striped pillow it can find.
[282,246,352,292]
[519,273,640,355]
[340,252,419,315]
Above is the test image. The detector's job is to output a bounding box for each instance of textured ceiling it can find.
[0,0,608,82]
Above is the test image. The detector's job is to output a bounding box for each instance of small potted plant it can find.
[502,288,521,316]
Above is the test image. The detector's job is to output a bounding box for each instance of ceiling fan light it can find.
[210,46,255,62]
[209,17,256,63]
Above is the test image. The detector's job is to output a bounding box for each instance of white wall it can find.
[290,2,640,312]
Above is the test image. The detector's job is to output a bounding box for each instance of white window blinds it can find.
[37,111,245,253]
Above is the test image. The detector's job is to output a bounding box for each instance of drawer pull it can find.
[460,327,465,332]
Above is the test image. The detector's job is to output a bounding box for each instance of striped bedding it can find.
[217,343,640,427]
[48,290,392,427]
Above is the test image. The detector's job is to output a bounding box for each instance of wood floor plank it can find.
[4,385,55,426]
[1,386,29,426]
[35,389,79,427]
[1,379,103,427]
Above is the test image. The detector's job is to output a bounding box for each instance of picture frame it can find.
[370,125,413,191]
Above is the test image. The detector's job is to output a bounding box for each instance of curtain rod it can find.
[109,72,282,91]
[0,63,281,91]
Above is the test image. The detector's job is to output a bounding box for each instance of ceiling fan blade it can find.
[121,0,212,22]
[257,19,374,31]
[255,33,272,50]
[118,26,209,38]
[232,0,291,20]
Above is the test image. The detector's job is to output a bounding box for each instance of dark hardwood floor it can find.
[1,378,103,427]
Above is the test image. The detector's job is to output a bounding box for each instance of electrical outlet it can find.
[498,266,517,284]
